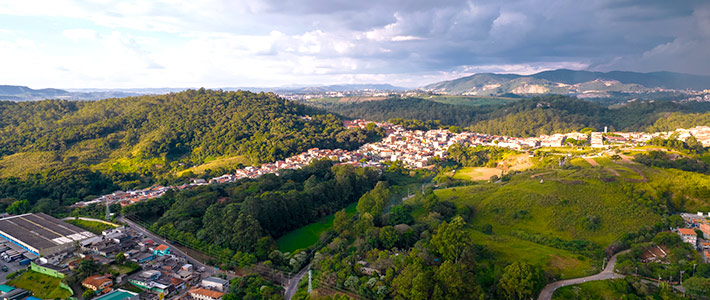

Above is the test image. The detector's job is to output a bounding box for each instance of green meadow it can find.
[277,202,358,253]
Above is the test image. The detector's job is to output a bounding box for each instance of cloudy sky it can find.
[0,0,708,88]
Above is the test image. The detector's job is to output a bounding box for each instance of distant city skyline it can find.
[0,0,708,88]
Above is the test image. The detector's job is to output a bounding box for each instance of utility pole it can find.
[680,270,684,285]
[308,270,312,294]
[105,200,111,221]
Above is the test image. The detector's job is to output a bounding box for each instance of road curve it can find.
[285,264,310,300]
[537,250,630,300]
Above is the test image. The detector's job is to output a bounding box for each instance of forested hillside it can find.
[122,160,381,266]
[0,89,382,212]
[321,95,710,137]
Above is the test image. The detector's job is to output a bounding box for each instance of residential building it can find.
[201,277,229,292]
[82,274,113,292]
[189,288,225,300]
[153,244,170,257]
[678,228,698,247]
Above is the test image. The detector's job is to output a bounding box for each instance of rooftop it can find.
[679,228,697,235]
[94,289,139,300]
[0,213,96,250]
[189,288,225,299]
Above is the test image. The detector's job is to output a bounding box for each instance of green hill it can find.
[419,158,710,279]
[0,89,381,212]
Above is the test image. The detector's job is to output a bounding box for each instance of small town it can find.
[0,212,234,300]
[71,120,710,210]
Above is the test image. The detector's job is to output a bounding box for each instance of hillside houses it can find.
[72,121,710,210]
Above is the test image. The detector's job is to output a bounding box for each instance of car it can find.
[1,265,8,272]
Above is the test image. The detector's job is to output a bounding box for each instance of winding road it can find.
[537,250,629,300]
[285,265,310,300]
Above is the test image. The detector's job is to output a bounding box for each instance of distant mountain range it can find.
[0,84,407,101]
[421,69,710,97]
[0,85,142,101]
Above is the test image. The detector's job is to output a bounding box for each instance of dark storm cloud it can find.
[249,0,709,75]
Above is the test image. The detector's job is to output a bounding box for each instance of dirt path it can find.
[584,157,600,166]
[607,168,620,177]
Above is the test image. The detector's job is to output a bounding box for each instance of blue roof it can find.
[0,284,15,293]
[26,297,42,300]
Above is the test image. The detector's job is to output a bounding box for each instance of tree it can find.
[435,260,482,299]
[356,181,391,218]
[82,289,95,300]
[333,209,350,234]
[231,212,265,252]
[683,277,710,298]
[6,199,30,215]
[430,216,469,263]
[115,252,126,264]
[498,262,544,300]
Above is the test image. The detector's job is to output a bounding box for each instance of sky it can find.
[0,0,708,89]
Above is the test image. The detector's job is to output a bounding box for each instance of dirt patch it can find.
[499,154,534,172]
[584,157,600,166]
[547,255,582,271]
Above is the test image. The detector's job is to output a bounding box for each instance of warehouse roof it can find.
[0,213,96,250]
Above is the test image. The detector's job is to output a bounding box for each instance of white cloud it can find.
[62,28,96,41]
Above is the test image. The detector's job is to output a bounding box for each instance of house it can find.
[82,274,113,293]
[133,252,154,263]
[189,288,225,300]
[678,228,698,247]
[699,223,710,238]
[153,244,170,257]
[201,277,229,292]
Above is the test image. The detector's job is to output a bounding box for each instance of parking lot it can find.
[0,240,37,284]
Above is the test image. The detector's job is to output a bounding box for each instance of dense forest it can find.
[317,95,710,137]
[122,160,381,266]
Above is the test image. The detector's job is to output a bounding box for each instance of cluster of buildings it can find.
[677,212,710,262]
[0,212,231,300]
[71,119,710,210]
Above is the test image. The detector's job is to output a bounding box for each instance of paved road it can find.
[118,216,223,277]
[285,265,310,300]
[537,250,629,300]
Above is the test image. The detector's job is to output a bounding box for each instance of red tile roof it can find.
[679,228,697,235]
[155,244,169,251]
[189,288,225,299]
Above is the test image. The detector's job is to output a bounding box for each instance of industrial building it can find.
[0,213,96,256]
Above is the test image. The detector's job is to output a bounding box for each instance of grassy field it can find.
[8,271,72,299]
[424,95,520,106]
[277,202,358,253]
[424,163,683,279]
[552,279,625,299]
[452,167,502,181]
[65,219,118,234]
[177,155,250,176]
[469,229,596,279]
